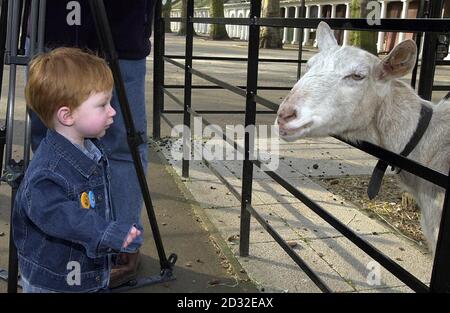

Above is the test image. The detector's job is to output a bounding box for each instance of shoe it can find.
[109,250,141,289]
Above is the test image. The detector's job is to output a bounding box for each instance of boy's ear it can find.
[56,106,75,126]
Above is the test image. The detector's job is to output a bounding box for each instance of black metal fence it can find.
[153,0,450,292]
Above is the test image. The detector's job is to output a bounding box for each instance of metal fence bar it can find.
[168,16,450,33]
[181,0,194,178]
[296,3,305,80]
[433,85,450,91]
[430,167,450,292]
[239,0,261,258]
[162,110,276,115]
[255,17,450,32]
[165,55,304,63]
[152,0,164,140]
[418,0,444,100]
[164,84,292,91]
[170,17,251,26]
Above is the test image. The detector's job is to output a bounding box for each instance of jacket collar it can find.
[45,129,104,178]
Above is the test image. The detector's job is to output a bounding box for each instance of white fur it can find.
[276,22,450,255]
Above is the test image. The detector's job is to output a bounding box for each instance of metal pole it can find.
[182,0,194,178]
[37,0,45,53]
[29,0,38,56]
[0,0,7,172]
[0,0,8,108]
[5,0,22,293]
[239,0,261,257]
[410,0,427,89]
[18,0,30,55]
[430,168,450,292]
[89,0,175,271]
[296,0,305,80]
[418,0,443,100]
[4,0,19,164]
[153,0,163,140]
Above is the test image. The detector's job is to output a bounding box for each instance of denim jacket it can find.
[13,130,133,292]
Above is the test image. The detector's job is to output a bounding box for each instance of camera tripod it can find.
[0,0,177,293]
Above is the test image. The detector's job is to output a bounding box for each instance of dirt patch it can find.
[312,175,426,246]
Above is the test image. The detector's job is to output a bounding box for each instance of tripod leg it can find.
[88,0,176,274]
[7,188,19,293]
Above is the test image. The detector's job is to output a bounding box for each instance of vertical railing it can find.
[239,0,261,257]
[182,0,194,178]
[153,0,164,140]
[296,0,305,80]
[430,167,450,292]
[418,0,443,100]
[410,0,427,89]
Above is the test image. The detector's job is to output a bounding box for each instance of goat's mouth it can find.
[278,119,314,140]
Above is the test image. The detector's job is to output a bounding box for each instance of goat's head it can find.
[276,22,417,141]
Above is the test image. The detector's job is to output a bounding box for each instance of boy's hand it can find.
[122,226,141,248]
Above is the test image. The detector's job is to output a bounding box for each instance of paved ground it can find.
[1,33,449,293]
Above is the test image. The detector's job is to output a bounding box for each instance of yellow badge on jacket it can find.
[80,192,91,209]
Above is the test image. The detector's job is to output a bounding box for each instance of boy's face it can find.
[72,90,116,138]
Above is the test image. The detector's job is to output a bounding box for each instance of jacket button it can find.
[98,195,103,201]
[93,170,99,176]
[95,276,101,282]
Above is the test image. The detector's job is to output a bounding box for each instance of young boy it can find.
[12,47,141,293]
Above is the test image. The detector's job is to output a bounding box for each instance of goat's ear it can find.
[375,40,417,80]
[317,22,338,51]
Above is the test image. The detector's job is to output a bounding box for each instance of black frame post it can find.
[182,0,194,178]
[296,0,305,80]
[0,0,8,172]
[410,0,427,89]
[418,0,443,100]
[153,0,164,140]
[239,0,261,257]
[430,167,450,292]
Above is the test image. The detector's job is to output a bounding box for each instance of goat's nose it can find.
[277,108,297,125]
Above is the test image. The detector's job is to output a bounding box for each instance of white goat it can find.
[276,22,450,255]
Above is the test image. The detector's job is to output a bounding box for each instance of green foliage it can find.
[349,0,377,55]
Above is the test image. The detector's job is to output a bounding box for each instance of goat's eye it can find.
[348,73,365,81]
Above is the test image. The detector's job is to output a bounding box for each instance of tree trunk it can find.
[259,0,282,49]
[444,0,450,17]
[177,0,187,35]
[177,0,196,36]
[163,0,172,33]
[359,0,378,55]
[209,0,229,40]
[350,0,377,55]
